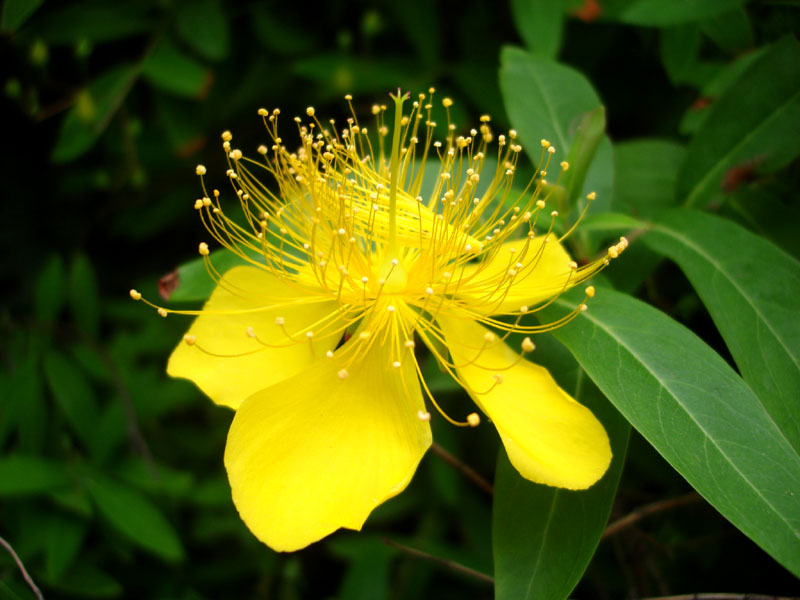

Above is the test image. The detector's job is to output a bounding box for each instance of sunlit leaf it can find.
[510,0,565,58]
[142,37,211,99]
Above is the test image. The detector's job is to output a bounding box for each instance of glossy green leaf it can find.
[69,253,100,337]
[0,455,70,496]
[176,0,230,62]
[86,475,184,562]
[500,47,613,214]
[644,209,800,452]
[34,254,66,323]
[542,287,800,576]
[620,0,745,26]
[1,0,44,32]
[493,361,629,600]
[680,37,800,207]
[510,0,564,58]
[43,351,99,450]
[142,37,210,98]
[51,65,139,163]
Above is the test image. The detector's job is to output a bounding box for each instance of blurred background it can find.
[1,1,799,598]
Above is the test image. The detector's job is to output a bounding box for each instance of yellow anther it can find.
[198,242,210,256]
[257,145,268,154]
[548,146,556,154]
[520,305,529,313]
[306,107,315,116]
[359,331,370,340]
[404,340,416,349]
[480,114,491,122]
[371,104,381,115]
[202,197,211,207]
[442,97,453,107]
[417,410,432,421]
[587,191,597,201]
[157,308,168,318]
[494,374,504,384]
[467,412,481,427]
[246,326,256,338]
[257,108,268,116]
[129,289,142,300]
[425,287,434,296]
[569,260,578,269]
[305,331,314,339]
[586,285,596,298]
[229,149,242,161]
[483,331,496,343]
[274,316,285,326]
[195,165,206,175]
[337,368,349,380]
[536,199,546,209]
[194,199,203,210]
[344,94,352,100]
[608,246,619,259]
[326,350,334,358]
[551,210,559,217]
[392,361,401,368]
[221,130,232,142]
[387,305,396,313]
[521,337,535,353]
[541,139,550,148]
[581,304,589,312]
[560,161,569,171]
[184,334,196,345]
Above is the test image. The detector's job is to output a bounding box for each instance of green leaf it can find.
[0,455,70,496]
[613,139,684,217]
[5,358,46,452]
[500,47,612,211]
[34,254,66,323]
[167,248,248,302]
[41,562,122,598]
[175,0,230,62]
[493,370,629,600]
[69,253,100,337]
[510,0,565,58]
[51,65,139,163]
[644,209,800,452]
[86,475,184,561]
[1,0,44,32]
[44,513,87,579]
[141,37,210,98]
[679,37,800,207]
[620,0,745,26]
[43,351,99,450]
[543,287,800,576]
[32,1,151,45]
[250,4,316,56]
[700,7,753,53]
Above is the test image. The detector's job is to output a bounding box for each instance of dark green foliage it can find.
[1,1,799,599]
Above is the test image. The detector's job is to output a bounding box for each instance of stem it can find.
[602,492,702,539]
[0,535,44,600]
[430,442,493,496]
[387,89,407,258]
[383,538,494,585]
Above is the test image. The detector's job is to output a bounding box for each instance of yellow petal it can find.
[437,313,611,489]
[458,234,574,314]
[224,338,432,552]
[167,266,342,410]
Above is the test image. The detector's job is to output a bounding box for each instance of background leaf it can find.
[510,0,564,59]
[0,455,70,496]
[620,0,745,26]
[679,36,800,207]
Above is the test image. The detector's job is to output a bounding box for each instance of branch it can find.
[383,538,493,585]
[430,443,493,496]
[603,492,702,539]
[0,534,44,600]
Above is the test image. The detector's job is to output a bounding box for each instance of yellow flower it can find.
[131,89,627,552]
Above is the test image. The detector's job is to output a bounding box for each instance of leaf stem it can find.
[383,537,494,585]
[0,534,44,600]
